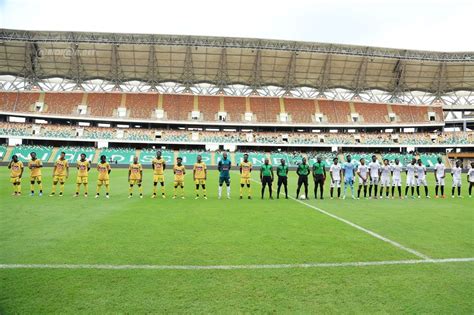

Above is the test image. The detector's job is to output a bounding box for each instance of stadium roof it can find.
[0,28,473,97]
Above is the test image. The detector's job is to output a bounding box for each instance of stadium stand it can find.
[127,93,158,119]
[0,92,40,112]
[139,148,174,164]
[353,102,389,123]
[284,98,314,123]
[0,144,7,160]
[162,94,194,121]
[250,97,280,123]
[178,150,212,166]
[223,96,246,122]
[100,147,136,165]
[54,146,96,163]
[199,96,220,121]
[44,92,83,116]
[10,145,53,162]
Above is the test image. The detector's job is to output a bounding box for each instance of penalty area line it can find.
[250,178,432,260]
[0,258,473,271]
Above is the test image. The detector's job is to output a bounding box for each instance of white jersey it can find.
[357,164,368,179]
[451,167,462,181]
[391,164,402,180]
[369,161,380,178]
[415,164,427,180]
[469,168,474,182]
[406,164,416,178]
[330,164,342,181]
[380,165,391,179]
[434,163,445,177]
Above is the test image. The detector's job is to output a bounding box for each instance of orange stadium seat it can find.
[127,93,158,119]
[409,106,429,122]
[284,98,314,123]
[354,102,389,124]
[318,100,351,123]
[162,94,194,121]
[44,92,83,115]
[390,105,414,123]
[0,91,40,112]
[88,93,122,117]
[199,96,220,121]
[223,96,246,122]
[250,97,280,123]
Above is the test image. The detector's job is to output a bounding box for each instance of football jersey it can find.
[369,161,380,178]
[218,159,231,177]
[391,164,402,179]
[330,164,342,180]
[240,161,252,178]
[342,162,355,179]
[152,158,165,175]
[415,164,426,179]
[10,161,23,177]
[77,160,90,177]
[451,166,462,180]
[54,159,69,176]
[468,168,474,182]
[28,159,42,176]
[434,163,445,177]
[174,165,185,181]
[97,162,111,180]
[357,164,368,178]
[380,165,391,178]
[406,164,416,177]
[193,162,207,179]
[129,163,142,180]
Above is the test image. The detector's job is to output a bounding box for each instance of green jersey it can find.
[297,163,310,176]
[261,164,273,177]
[312,161,325,175]
[277,165,288,177]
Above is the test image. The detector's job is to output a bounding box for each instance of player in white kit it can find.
[415,159,430,198]
[391,158,403,199]
[468,161,474,198]
[405,158,417,199]
[451,160,463,198]
[434,157,446,198]
[329,157,342,199]
[368,155,380,199]
[357,158,369,199]
[379,159,391,198]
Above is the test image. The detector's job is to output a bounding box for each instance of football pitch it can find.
[0,167,473,313]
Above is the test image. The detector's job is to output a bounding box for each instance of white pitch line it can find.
[250,178,432,260]
[0,258,473,271]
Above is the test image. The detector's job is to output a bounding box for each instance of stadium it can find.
[0,6,473,313]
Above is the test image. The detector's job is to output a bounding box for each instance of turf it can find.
[0,167,473,313]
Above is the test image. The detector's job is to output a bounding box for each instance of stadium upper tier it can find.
[0,92,444,126]
[1,122,472,146]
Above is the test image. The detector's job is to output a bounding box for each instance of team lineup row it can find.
[7,151,474,199]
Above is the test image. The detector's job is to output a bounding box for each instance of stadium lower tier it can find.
[3,145,447,168]
[1,122,472,146]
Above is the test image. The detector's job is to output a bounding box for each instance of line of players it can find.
[7,151,474,199]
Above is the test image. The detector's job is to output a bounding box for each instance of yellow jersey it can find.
[54,159,69,176]
[174,165,185,181]
[152,158,165,175]
[193,162,207,179]
[97,162,111,180]
[240,161,253,178]
[77,160,90,177]
[28,159,43,177]
[129,163,143,180]
[10,161,24,177]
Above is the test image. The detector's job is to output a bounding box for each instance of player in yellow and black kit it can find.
[50,151,69,197]
[128,156,143,198]
[96,155,111,198]
[8,155,24,196]
[75,153,90,197]
[151,151,166,198]
[239,154,252,199]
[28,152,43,196]
[193,155,207,199]
[173,157,186,199]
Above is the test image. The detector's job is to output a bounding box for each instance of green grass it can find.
[0,167,473,313]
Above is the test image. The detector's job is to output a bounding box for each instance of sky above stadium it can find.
[0,0,473,52]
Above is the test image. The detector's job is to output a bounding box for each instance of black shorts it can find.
[298,175,308,186]
[314,174,324,184]
[277,176,288,186]
[262,176,273,185]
